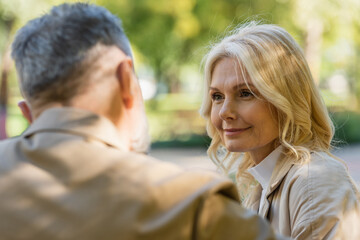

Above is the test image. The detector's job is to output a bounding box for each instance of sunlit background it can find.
[1,0,360,150]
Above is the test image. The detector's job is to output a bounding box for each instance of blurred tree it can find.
[292,0,360,107]
[1,0,359,140]
[0,6,14,139]
[98,0,292,93]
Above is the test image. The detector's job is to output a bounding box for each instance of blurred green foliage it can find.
[332,111,360,145]
[0,0,360,145]
[145,93,206,144]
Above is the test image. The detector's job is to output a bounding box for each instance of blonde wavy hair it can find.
[199,22,335,200]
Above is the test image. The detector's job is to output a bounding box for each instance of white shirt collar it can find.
[248,145,283,191]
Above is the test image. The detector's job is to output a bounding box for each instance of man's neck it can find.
[31,102,65,121]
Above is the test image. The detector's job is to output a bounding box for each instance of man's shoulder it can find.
[0,135,21,147]
[0,131,230,194]
[121,151,236,198]
[0,136,22,166]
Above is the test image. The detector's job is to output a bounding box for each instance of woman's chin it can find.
[225,144,248,153]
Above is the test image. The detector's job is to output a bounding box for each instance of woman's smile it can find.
[223,127,252,136]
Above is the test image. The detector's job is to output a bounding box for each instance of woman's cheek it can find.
[210,105,221,129]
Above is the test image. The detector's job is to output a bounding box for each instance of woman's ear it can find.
[116,59,134,109]
[18,100,33,123]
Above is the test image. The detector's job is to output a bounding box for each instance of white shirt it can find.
[247,146,283,211]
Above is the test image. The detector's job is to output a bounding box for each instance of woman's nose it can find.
[219,99,237,121]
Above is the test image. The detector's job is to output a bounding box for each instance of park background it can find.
[0,0,359,184]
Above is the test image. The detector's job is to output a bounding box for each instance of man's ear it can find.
[18,100,33,123]
[116,59,134,109]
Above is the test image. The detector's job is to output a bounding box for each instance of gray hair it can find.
[11,3,132,105]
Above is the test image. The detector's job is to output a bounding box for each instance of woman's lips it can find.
[223,127,251,136]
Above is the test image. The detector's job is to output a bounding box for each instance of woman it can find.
[200,22,360,239]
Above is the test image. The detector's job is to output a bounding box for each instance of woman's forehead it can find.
[211,57,254,88]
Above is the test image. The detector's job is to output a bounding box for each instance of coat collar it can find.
[243,184,262,212]
[244,150,294,219]
[248,146,283,192]
[260,155,294,219]
[23,107,127,151]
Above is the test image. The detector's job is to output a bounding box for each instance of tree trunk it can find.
[304,19,323,85]
[0,49,10,140]
[0,17,15,140]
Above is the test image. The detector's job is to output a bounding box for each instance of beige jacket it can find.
[243,151,360,240]
[0,107,285,240]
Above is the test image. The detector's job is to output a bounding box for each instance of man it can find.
[0,3,286,239]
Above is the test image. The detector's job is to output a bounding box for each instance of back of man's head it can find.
[11,3,132,107]
[11,3,150,153]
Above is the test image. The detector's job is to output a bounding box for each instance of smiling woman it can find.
[210,58,279,164]
[200,21,360,239]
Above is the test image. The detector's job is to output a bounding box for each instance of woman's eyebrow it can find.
[209,86,219,91]
[233,83,255,90]
[209,83,255,91]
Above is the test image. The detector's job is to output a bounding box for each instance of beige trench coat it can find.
[0,107,286,240]
[243,151,360,240]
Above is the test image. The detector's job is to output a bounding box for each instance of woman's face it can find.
[210,57,279,164]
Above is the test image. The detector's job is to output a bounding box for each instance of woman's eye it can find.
[211,93,223,101]
[239,90,253,98]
